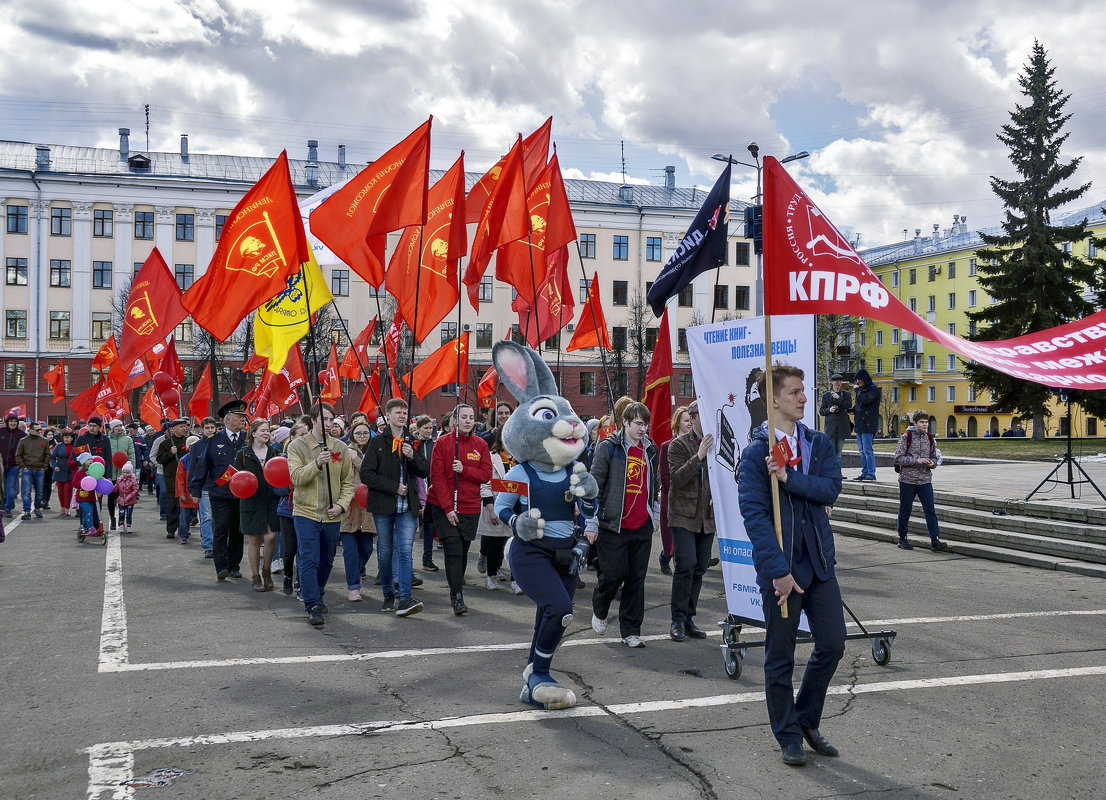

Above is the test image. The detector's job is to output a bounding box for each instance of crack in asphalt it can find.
[801,783,959,799]
[313,747,463,788]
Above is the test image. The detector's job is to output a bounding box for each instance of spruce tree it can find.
[966,41,1106,438]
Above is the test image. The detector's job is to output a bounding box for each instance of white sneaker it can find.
[591,613,608,635]
[622,635,645,648]
[509,581,525,595]
[484,576,498,591]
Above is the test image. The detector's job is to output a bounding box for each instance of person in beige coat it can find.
[476,430,524,595]
[340,421,377,601]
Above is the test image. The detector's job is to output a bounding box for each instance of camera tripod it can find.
[1025,395,1106,503]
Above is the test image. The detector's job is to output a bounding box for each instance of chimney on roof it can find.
[305,139,320,187]
[180,134,189,161]
[664,165,675,190]
[307,139,318,162]
[338,145,346,169]
[34,145,50,171]
[913,228,923,254]
[960,215,968,234]
[932,223,941,246]
[118,128,130,159]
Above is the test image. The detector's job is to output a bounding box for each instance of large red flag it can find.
[356,358,383,420]
[406,332,470,400]
[338,316,377,381]
[92,335,118,372]
[118,248,188,368]
[464,136,529,310]
[641,309,675,445]
[44,361,65,404]
[108,356,153,394]
[567,273,612,351]
[158,337,183,382]
[189,364,213,420]
[241,352,269,374]
[139,386,165,428]
[512,245,575,347]
[477,365,498,409]
[310,118,432,288]
[466,117,552,223]
[385,153,467,343]
[319,341,342,402]
[183,151,311,341]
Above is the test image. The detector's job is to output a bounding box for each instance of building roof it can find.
[861,201,1106,267]
[0,139,745,212]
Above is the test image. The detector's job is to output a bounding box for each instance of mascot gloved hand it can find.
[569,462,598,500]
[512,508,545,541]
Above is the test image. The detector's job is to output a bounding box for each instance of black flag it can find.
[646,162,731,316]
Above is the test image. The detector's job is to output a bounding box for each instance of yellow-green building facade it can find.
[855,203,1106,438]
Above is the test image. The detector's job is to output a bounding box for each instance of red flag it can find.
[464,136,529,310]
[118,248,188,368]
[320,341,342,402]
[108,356,153,394]
[189,364,213,420]
[466,117,552,223]
[139,386,165,428]
[44,361,65,404]
[385,153,466,343]
[338,316,376,381]
[380,312,403,367]
[405,332,469,401]
[242,352,269,374]
[71,381,103,420]
[356,358,383,420]
[477,366,497,409]
[310,118,432,288]
[183,151,311,341]
[389,367,404,402]
[158,337,183,382]
[7,403,27,419]
[92,335,118,371]
[567,273,612,351]
[284,344,307,392]
[513,245,575,347]
[641,309,675,445]
[215,465,237,486]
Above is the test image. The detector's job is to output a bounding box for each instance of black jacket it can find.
[851,369,882,435]
[189,429,247,500]
[360,429,429,516]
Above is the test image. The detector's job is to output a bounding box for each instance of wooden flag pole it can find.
[762,313,788,619]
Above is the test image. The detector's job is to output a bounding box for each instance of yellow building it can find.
[857,205,1106,438]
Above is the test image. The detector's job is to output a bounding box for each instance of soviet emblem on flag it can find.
[227,210,287,278]
[786,197,864,266]
[124,290,158,337]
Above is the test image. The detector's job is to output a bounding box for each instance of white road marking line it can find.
[102,608,1106,673]
[97,531,128,671]
[85,663,1106,799]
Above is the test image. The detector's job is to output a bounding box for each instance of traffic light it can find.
[744,204,763,255]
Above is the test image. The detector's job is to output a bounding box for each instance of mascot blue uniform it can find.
[491,341,598,711]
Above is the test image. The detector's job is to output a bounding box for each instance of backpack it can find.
[894,429,935,473]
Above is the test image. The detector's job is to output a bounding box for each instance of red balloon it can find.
[112,451,128,468]
[90,456,106,466]
[160,387,180,405]
[229,470,258,499]
[105,399,117,410]
[262,456,291,488]
[354,483,368,509]
[152,371,175,393]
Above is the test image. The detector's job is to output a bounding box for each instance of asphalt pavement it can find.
[2,481,1105,800]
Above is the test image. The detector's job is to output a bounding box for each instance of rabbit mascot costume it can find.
[492,341,598,710]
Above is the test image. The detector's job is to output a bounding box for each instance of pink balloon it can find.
[80,476,97,491]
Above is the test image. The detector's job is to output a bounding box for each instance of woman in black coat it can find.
[235,419,281,591]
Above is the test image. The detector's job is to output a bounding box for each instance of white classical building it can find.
[0,130,755,421]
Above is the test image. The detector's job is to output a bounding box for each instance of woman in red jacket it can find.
[427,404,492,615]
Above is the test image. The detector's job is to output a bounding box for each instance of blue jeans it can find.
[78,501,96,531]
[21,469,44,512]
[857,432,875,477]
[155,474,167,518]
[373,511,416,600]
[199,491,213,550]
[178,505,196,538]
[341,531,375,590]
[119,505,135,526]
[4,465,20,511]
[294,516,340,611]
[898,481,940,539]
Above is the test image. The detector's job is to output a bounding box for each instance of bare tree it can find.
[622,289,652,398]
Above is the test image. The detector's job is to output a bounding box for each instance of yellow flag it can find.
[253,249,334,373]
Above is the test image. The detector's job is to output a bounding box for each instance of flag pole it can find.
[332,305,383,418]
[711,154,734,325]
[371,291,393,402]
[571,246,616,415]
[405,226,426,450]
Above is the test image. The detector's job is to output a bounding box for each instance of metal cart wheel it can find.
[77,532,85,543]
[98,531,107,546]
[871,637,892,666]
[722,644,743,680]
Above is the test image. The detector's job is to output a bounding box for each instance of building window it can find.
[92,261,112,289]
[134,261,144,274]
[50,207,71,236]
[93,209,113,238]
[441,321,458,346]
[610,372,628,397]
[645,327,658,351]
[876,358,883,374]
[4,363,25,390]
[612,280,628,306]
[579,233,596,259]
[5,258,28,286]
[909,386,917,403]
[947,322,956,336]
[49,311,70,339]
[947,292,956,309]
[1061,241,1073,254]
[892,328,900,345]
[612,326,627,351]
[174,264,194,290]
[967,385,977,402]
[734,242,750,266]
[612,235,629,260]
[49,259,71,287]
[1090,242,1099,258]
[6,205,27,234]
[134,211,154,239]
[646,236,662,262]
[713,285,729,310]
[733,285,749,311]
[891,386,900,402]
[91,312,112,340]
[947,354,956,370]
[478,275,493,302]
[331,268,350,297]
[509,324,524,343]
[5,310,27,339]
[677,328,687,353]
[968,258,977,276]
[579,371,595,396]
[947,261,956,278]
[969,320,978,337]
[175,321,193,343]
[876,330,884,346]
[544,332,561,350]
[908,268,916,285]
[678,374,694,397]
[579,279,590,304]
[890,271,899,288]
[947,385,956,402]
[909,297,917,312]
[927,355,936,372]
[677,286,693,307]
[215,214,228,240]
[927,385,936,402]
[475,323,493,349]
[440,383,458,395]
[175,213,195,241]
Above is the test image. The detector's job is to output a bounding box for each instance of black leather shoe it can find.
[801,726,839,757]
[897,538,914,550]
[669,621,686,641]
[685,620,708,639]
[659,557,672,576]
[781,742,807,765]
[931,539,950,551]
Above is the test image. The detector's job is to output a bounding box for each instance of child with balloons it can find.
[74,452,113,538]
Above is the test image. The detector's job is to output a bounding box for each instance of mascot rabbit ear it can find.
[492,341,557,401]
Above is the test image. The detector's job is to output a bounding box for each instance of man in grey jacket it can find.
[818,374,851,457]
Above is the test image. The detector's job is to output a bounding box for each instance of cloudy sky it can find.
[2,0,1105,246]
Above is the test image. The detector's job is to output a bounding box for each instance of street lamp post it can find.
[711,145,809,317]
